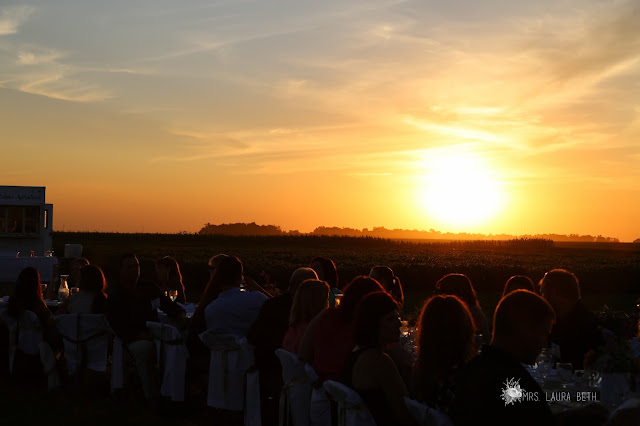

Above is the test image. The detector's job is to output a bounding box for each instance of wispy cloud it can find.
[0,5,34,35]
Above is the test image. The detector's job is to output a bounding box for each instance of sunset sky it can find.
[1,1,639,241]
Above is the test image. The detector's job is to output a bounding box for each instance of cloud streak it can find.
[0,5,34,35]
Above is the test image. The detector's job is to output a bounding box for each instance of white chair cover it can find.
[0,308,59,389]
[245,366,262,426]
[322,380,376,426]
[146,321,189,402]
[199,330,255,411]
[404,396,454,426]
[177,302,197,318]
[275,349,312,426]
[55,313,111,375]
[304,364,332,426]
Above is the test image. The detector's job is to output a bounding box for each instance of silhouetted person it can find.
[502,275,536,298]
[310,256,342,307]
[435,273,490,340]
[155,256,187,304]
[56,264,107,314]
[412,295,476,414]
[451,290,556,426]
[247,267,318,426]
[299,276,384,383]
[540,269,605,369]
[370,266,404,312]
[343,291,416,426]
[283,278,329,353]
[105,254,185,402]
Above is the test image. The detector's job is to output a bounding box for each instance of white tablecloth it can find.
[0,256,58,283]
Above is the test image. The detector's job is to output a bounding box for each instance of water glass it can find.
[169,289,178,302]
[536,348,553,380]
[556,362,573,388]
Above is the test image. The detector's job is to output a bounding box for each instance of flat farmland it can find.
[51,232,640,320]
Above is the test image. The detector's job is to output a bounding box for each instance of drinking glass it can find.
[169,289,178,302]
[556,362,573,388]
[585,369,602,389]
[536,348,553,381]
[41,283,48,295]
[70,287,80,296]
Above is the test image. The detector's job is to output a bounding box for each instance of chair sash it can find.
[146,321,188,401]
[275,349,313,426]
[199,330,255,411]
[55,313,110,375]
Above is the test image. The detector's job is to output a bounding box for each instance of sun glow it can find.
[417,150,506,229]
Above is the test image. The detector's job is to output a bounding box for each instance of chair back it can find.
[0,309,43,373]
[322,380,376,426]
[275,349,312,426]
[146,321,188,402]
[55,313,111,375]
[306,364,332,426]
[403,397,454,426]
[199,330,255,411]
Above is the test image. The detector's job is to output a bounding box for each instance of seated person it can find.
[540,269,605,369]
[435,273,490,340]
[412,295,476,414]
[56,264,107,315]
[155,256,186,305]
[105,254,185,401]
[310,256,342,307]
[4,267,61,379]
[283,278,330,353]
[204,256,268,338]
[369,266,404,313]
[343,291,416,426]
[502,275,536,298]
[247,267,318,426]
[299,276,383,383]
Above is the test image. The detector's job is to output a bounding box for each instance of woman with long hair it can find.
[298,275,384,382]
[344,291,416,426]
[502,275,536,298]
[57,264,108,314]
[412,295,476,413]
[435,273,490,339]
[310,256,342,307]
[155,256,186,304]
[282,279,329,353]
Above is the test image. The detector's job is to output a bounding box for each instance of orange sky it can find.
[1,1,639,241]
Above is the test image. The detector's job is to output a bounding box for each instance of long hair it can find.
[156,256,186,304]
[369,266,404,310]
[353,291,399,347]
[8,267,42,318]
[79,264,107,314]
[289,279,330,327]
[414,295,476,403]
[339,276,384,323]
[310,256,339,290]
[435,273,480,309]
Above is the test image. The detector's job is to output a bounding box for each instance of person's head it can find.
[155,256,183,287]
[339,275,385,322]
[215,255,243,290]
[288,267,318,295]
[539,269,580,316]
[70,257,90,285]
[353,291,401,347]
[119,253,140,288]
[310,256,338,289]
[208,254,230,278]
[289,279,330,326]
[8,267,42,318]
[502,275,536,298]
[369,265,404,307]
[435,273,479,308]
[415,295,476,392]
[492,290,555,365]
[79,264,106,295]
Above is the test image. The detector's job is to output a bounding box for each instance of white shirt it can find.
[204,287,268,337]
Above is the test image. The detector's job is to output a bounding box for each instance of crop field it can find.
[50,232,640,321]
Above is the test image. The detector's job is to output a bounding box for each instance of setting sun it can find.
[418,150,506,230]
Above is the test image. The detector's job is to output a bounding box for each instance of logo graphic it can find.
[501,378,525,406]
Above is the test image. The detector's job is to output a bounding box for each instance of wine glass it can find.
[168,289,178,302]
[556,362,573,388]
[536,348,553,381]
